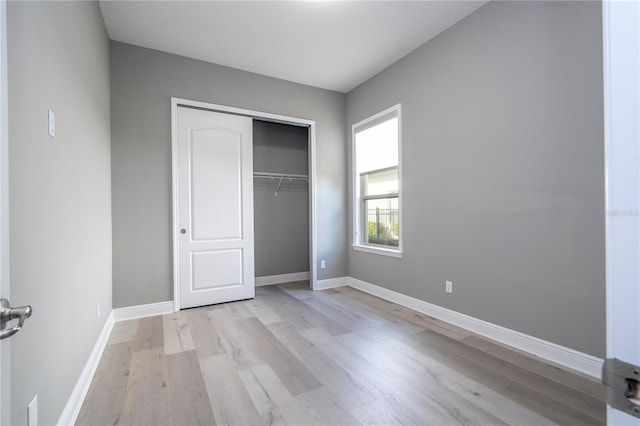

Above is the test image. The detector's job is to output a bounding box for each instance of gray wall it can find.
[111,42,347,308]
[253,121,310,278]
[7,1,112,424]
[346,1,605,357]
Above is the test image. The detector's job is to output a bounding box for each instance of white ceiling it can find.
[99,1,487,93]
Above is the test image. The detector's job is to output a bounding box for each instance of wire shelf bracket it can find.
[253,172,309,196]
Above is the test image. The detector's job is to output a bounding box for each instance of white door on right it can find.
[603,0,640,424]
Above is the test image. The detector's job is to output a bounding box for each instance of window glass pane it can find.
[355,117,398,174]
[362,167,398,196]
[364,197,399,247]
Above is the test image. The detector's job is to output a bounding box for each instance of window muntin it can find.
[353,105,401,255]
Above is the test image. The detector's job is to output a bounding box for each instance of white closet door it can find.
[177,106,254,309]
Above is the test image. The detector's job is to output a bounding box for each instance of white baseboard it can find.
[57,310,115,426]
[314,276,348,290]
[347,277,604,379]
[255,271,310,287]
[113,300,174,322]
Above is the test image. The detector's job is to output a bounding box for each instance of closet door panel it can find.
[190,128,242,241]
[192,250,243,290]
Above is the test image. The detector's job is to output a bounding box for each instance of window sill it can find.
[352,244,403,258]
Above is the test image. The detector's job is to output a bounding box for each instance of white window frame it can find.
[352,104,403,258]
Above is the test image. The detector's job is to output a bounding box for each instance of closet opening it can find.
[253,119,311,289]
[171,97,318,311]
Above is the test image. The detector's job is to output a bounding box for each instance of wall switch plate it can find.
[445,280,453,294]
[48,110,55,138]
[320,260,326,269]
[27,394,38,426]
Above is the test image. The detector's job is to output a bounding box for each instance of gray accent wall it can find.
[346,1,605,357]
[253,120,310,278]
[111,42,347,308]
[7,1,112,424]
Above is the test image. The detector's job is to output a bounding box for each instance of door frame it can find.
[603,0,640,424]
[171,97,318,312]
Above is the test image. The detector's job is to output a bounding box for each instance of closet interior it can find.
[253,119,310,285]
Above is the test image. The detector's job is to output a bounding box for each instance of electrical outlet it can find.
[320,260,326,269]
[28,395,38,426]
[96,302,100,319]
[445,280,453,294]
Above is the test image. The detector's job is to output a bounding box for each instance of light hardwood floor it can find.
[76,282,605,426]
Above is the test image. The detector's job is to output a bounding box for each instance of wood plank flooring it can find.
[76,282,605,426]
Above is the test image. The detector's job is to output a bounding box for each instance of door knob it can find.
[0,298,32,340]
[180,229,186,234]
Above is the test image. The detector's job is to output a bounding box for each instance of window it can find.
[352,105,402,257]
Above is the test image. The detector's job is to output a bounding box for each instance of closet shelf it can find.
[253,172,309,196]
[253,172,309,181]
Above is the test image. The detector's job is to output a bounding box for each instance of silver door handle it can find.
[0,298,32,340]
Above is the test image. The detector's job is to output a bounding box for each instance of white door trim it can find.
[603,0,640,424]
[171,97,318,311]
